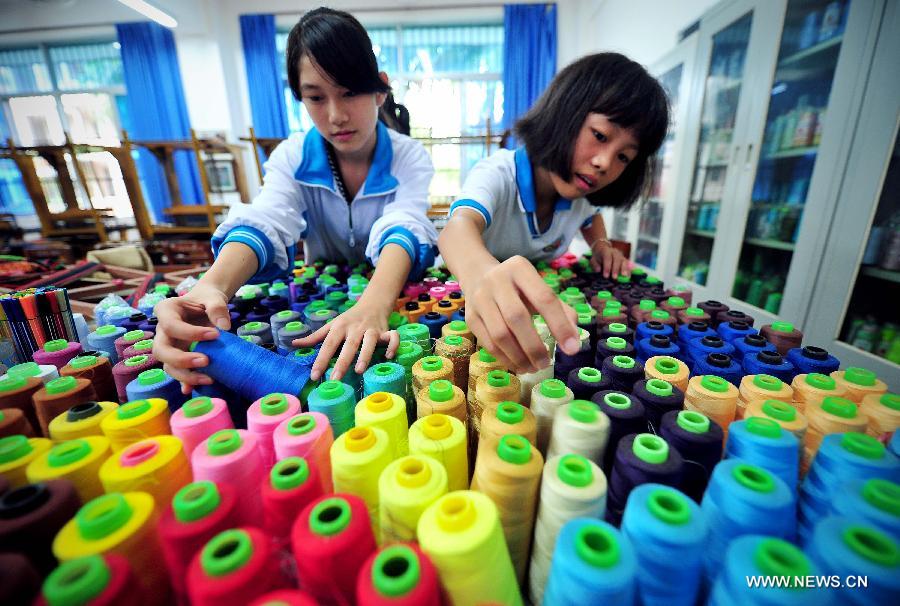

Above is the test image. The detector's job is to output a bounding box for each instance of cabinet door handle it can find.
[745,143,754,166]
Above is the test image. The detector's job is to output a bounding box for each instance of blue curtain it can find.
[240,14,289,141]
[116,21,203,222]
[502,4,557,148]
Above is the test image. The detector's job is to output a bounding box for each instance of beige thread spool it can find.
[479,401,538,457]
[434,335,474,393]
[412,355,454,396]
[744,399,808,447]
[858,392,900,439]
[737,374,793,419]
[791,373,848,413]
[530,379,575,456]
[803,396,869,472]
[416,380,467,425]
[442,319,475,345]
[830,368,888,403]
[470,434,543,586]
[547,400,610,466]
[533,316,556,357]
[472,370,521,471]
[684,375,739,440]
[645,356,689,393]
[517,363,554,407]
[468,348,506,405]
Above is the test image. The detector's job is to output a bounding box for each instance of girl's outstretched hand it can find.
[590,241,632,279]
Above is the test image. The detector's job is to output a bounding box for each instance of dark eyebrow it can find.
[300,83,321,91]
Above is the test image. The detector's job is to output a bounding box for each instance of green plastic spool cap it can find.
[745,417,782,439]
[605,300,622,310]
[612,355,635,369]
[271,457,310,490]
[578,367,602,383]
[602,307,622,318]
[487,370,510,388]
[43,554,111,606]
[654,357,679,375]
[540,379,566,399]
[133,339,154,351]
[685,307,704,317]
[574,303,593,316]
[201,529,253,577]
[124,330,144,341]
[287,414,315,436]
[76,493,132,540]
[667,297,685,307]
[0,375,26,392]
[374,364,395,377]
[372,545,420,598]
[862,479,900,516]
[771,321,794,333]
[318,380,344,400]
[805,373,835,390]
[284,321,305,331]
[844,367,877,387]
[444,335,463,346]
[429,380,454,402]
[449,320,468,332]
[0,435,32,464]
[732,463,775,493]
[879,393,900,411]
[577,313,592,324]
[762,400,796,422]
[604,393,631,410]
[753,374,783,391]
[239,336,255,343]
[44,339,69,353]
[822,396,857,419]
[557,454,593,487]
[0,411,3,422]
[9,362,40,378]
[478,348,496,363]
[96,325,118,336]
[606,337,627,351]
[700,375,729,393]
[632,434,668,464]
[123,355,148,367]
[677,410,710,434]
[260,393,289,416]
[616,274,630,284]
[294,347,316,359]
[421,356,443,372]
[646,379,673,397]
[496,402,524,424]
[650,310,670,320]
[239,291,256,300]
[314,310,333,318]
[497,434,531,465]
[754,539,811,578]
[137,368,165,386]
[608,323,627,334]
[647,488,691,525]
[842,525,900,567]
[207,429,242,456]
[840,432,885,460]
[276,310,293,319]
[639,299,656,311]
[244,321,263,330]
[576,524,620,568]
[48,439,91,468]
[173,481,221,523]
[46,376,77,395]
[117,400,150,420]
[569,400,599,423]
[596,291,612,301]
[310,497,352,536]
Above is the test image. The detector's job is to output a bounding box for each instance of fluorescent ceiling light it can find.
[116,0,178,28]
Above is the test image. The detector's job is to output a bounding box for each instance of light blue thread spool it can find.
[725,418,800,492]
[831,478,900,540]
[125,368,187,411]
[362,362,407,400]
[87,325,126,364]
[307,379,356,437]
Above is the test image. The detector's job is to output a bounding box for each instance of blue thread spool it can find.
[566,367,612,401]
[324,290,348,311]
[398,323,433,355]
[244,305,272,325]
[543,518,637,606]
[276,321,311,354]
[742,350,796,384]
[606,433,685,526]
[592,391,647,475]
[701,460,795,582]
[190,329,310,402]
[716,309,754,328]
[693,353,743,386]
[594,337,635,368]
[87,325,125,365]
[786,346,841,376]
[598,322,634,345]
[260,294,289,315]
[270,309,302,344]
[138,317,158,335]
[807,517,900,605]
[636,335,682,366]
[307,379,355,437]
[716,320,757,345]
[104,306,135,327]
[622,484,707,606]
[687,336,735,373]
[725,418,800,492]
[125,368,187,411]
[362,362,406,399]
[831,478,900,540]
[291,293,312,315]
[306,309,337,332]
[732,334,768,364]
[121,313,147,333]
[708,536,832,606]
[237,321,273,345]
[659,410,723,502]
[635,321,674,347]
[632,379,684,433]
[419,312,448,340]
[676,321,715,351]
[600,355,644,393]
[450,308,465,323]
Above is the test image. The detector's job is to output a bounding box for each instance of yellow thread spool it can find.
[0,435,52,488]
[473,370,521,438]
[26,436,111,502]
[803,396,869,471]
[685,375,739,440]
[442,319,475,344]
[98,435,191,510]
[49,401,119,442]
[830,368,888,403]
[378,455,448,543]
[416,379,467,425]
[859,392,900,438]
[791,373,848,413]
[645,356,689,392]
[100,398,170,452]
[737,375,793,420]
[467,348,505,405]
[418,491,523,606]
[744,399,808,447]
[330,425,392,532]
[479,401,538,454]
[409,414,468,492]
[434,335,474,393]
[412,355,454,394]
[470,435,543,586]
[355,391,409,459]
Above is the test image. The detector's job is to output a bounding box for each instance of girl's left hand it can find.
[591,242,632,279]
[292,301,400,381]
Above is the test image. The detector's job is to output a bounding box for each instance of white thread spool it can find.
[546,400,610,467]
[530,379,574,455]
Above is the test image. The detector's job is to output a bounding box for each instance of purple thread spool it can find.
[742,350,797,384]
[601,355,645,393]
[554,341,594,383]
[121,338,154,360]
[113,330,152,360]
[138,317,158,335]
[291,293,312,315]
[717,321,757,345]
[606,433,685,526]
[659,410,723,502]
[716,309,755,328]
[244,305,272,324]
[693,353,744,386]
[732,334,768,364]
[112,354,161,402]
[592,390,647,475]
[121,313,147,333]
[261,294,289,314]
[598,322,635,344]
[697,301,729,327]
[595,336,636,369]
[32,340,82,370]
[632,379,684,433]
[566,366,612,401]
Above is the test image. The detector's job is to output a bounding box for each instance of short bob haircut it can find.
[515,53,669,209]
[286,7,390,101]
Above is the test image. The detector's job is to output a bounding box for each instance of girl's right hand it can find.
[152,283,231,394]
[464,256,581,373]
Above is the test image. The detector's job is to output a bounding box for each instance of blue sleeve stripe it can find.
[450,199,491,228]
[216,225,275,274]
[379,225,419,265]
[581,216,595,228]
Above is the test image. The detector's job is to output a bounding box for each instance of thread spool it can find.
[516,364,553,408]
[99,398,170,453]
[553,328,593,381]
[725,418,800,492]
[411,355,454,399]
[737,374,793,419]
[635,319,674,346]
[630,299,657,326]
[831,478,900,539]
[635,335,682,366]
[0,480,81,574]
[379,455,448,543]
[677,306,710,325]
[33,339,83,371]
[292,494,377,606]
[791,372,848,414]
[307,380,356,438]
[644,356,690,392]
[356,543,443,606]
[759,322,803,355]
[597,307,628,329]
[52,492,170,602]
[269,309,302,343]
[88,326,126,365]
[543,518,636,606]
[786,345,841,376]
[693,352,743,386]
[249,590,318,606]
[419,312,448,341]
[331,426,393,531]
[859,393,900,439]
[35,553,137,606]
[546,400,610,466]
[191,429,264,525]
[594,336,636,367]
[0,552,40,605]
[236,321,273,345]
[433,335,473,395]
[113,331,151,361]
[111,355,161,403]
[684,375,739,439]
[479,401,537,454]
[565,367,611,401]
[34,377,97,438]
[433,299,458,319]
[0,375,45,436]
[658,410,723,502]
[398,323,431,353]
[441,319,474,345]
[357,391,409,459]
[591,391,647,475]
[597,322,634,344]
[363,362,407,401]
[632,378,684,432]
[125,368,185,412]
[601,355,644,393]
[408,415,468,492]
[158,481,242,605]
[472,370,521,458]
[686,336,736,373]
[676,321,716,355]
[3,361,60,385]
[99,436,191,509]
[716,309,754,328]
[273,412,334,493]
[732,333,769,364]
[262,456,323,543]
[531,379,574,456]
[0,408,34,438]
[467,348,505,405]
[61,356,117,403]
[804,397,869,467]
[170,396,234,457]
[743,399,808,454]
[395,340,425,406]
[831,367,888,403]
[121,338,155,360]
[742,350,796,384]
[716,321,756,346]
[246,393,302,469]
[606,434,685,526]
[26,436,110,502]
[276,321,311,354]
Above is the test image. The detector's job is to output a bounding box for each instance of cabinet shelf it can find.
[778,36,842,69]
[860,265,900,284]
[744,237,795,251]
[638,234,660,244]
[687,229,716,239]
[763,146,819,160]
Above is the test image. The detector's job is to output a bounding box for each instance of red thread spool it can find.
[0,407,35,438]
[158,480,241,605]
[62,355,118,403]
[33,376,97,437]
[248,589,319,606]
[0,552,40,606]
[356,543,444,606]
[114,330,154,360]
[187,527,289,606]
[121,338,155,360]
[35,554,143,606]
[261,456,323,544]
[292,494,377,606]
[112,355,162,403]
[760,322,804,356]
[0,375,43,436]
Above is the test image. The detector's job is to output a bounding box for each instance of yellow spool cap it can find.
[53,492,155,560]
[422,415,452,440]
[345,427,376,453]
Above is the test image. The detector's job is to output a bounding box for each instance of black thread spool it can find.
[595,337,636,368]
[554,340,594,382]
[631,378,685,433]
[601,355,645,393]
[659,409,724,502]
[716,309,755,328]
[643,287,669,304]
[598,322,635,344]
[231,291,258,315]
[0,553,40,606]
[696,300,729,327]
[605,433,685,526]
[566,366,612,401]
[592,390,647,475]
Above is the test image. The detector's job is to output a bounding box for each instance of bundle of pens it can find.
[0,287,78,364]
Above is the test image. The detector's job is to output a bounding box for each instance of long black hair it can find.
[515,53,669,209]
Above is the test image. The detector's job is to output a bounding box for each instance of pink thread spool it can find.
[404,283,428,299]
[273,412,334,493]
[114,330,153,360]
[443,281,461,294]
[171,396,234,457]
[191,429,264,525]
[32,339,83,370]
[247,393,301,469]
[429,286,449,301]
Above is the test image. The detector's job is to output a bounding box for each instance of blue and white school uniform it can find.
[212,121,437,281]
[448,147,601,262]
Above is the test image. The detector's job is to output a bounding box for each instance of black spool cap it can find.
[0,484,50,519]
[423,312,442,321]
[418,293,432,302]
[437,300,453,309]
[728,321,749,330]
[129,313,147,322]
[405,301,420,312]
[725,310,747,320]
[646,321,664,331]
[687,321,709,332]
[704,300,724,307]
[456,307,466,318]
[757,350,783,365]
[144,317,158,326]
[744,334,767,347]
[449,291,462,300]
[802,346,828,361]
[701,336,724,348]
[67,402,102,422]
[80,350,105,358]
[649,335,671,348]
[707,353,732,368]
